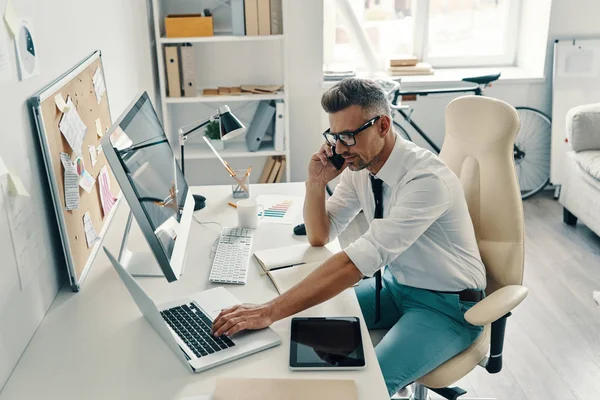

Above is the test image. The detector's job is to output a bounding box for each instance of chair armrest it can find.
[566,103,600,152]
[464,285,528,326]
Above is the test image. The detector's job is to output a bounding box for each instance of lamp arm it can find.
[177,113,218,176]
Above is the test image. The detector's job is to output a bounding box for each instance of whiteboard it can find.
[551,38,600,185]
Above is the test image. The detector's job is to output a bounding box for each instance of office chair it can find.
[400,96,529,400]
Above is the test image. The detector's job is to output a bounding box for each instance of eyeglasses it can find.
[322,115,382,147]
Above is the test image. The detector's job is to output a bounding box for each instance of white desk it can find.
[0,183,388,400]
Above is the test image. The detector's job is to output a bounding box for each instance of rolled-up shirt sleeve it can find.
[326,170,362,243]
[344,176,451,277]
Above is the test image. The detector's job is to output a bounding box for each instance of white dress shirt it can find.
[327,135,486,291]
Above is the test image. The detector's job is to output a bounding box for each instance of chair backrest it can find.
[440,96,524,294]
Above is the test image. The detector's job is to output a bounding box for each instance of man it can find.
[212,78,486,395]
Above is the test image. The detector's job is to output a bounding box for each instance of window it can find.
[323,0,522,73]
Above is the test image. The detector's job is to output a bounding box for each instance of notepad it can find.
[214,377,358,400]
[253,243,333,273]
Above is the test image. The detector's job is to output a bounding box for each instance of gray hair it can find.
[321,77,391,117]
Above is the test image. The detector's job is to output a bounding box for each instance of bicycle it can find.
[379,74,552,200]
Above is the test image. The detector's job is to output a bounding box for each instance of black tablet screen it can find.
[290,317,365,368]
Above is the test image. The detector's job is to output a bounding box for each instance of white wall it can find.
[286,0,600,183]
[0,0,155,391]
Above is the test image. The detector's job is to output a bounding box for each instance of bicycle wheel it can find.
[514,107,552,200]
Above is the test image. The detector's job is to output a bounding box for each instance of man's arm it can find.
[303,181,330,246]
[212,251,363,337]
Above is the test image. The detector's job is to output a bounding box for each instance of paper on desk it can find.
[3,0,19,37]
[54,93,70,113]
[83,211,100,248]
[79,169,95,193]
[96,144,103,155]
[59,97,87,157]
[8,172,29,197]
[95,117,103,137]
[60,152,79,210]
[88,145,97,167]
[98,165,116,216]
[92,66,105,104]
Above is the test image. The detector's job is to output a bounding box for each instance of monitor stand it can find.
[117,210,163,277]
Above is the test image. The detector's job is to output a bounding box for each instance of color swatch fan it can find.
[256,195,302,225]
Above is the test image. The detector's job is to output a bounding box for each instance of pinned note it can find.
[95,118,103,137]
[60,152,79,210]
[54,93,70,113]
[79,169,95,193]
[98,166,117,216]
[58,97,87,157]
[92,66,106,104]
[97,144,103,155]
[3,0,19,37]
[88,145,97,167]
[74,156,84,176]
[83,212,100,248]
[7,172,29,197]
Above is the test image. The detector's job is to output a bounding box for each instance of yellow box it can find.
[165,14,214,38]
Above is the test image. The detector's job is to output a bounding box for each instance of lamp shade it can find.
[218,105,246,140]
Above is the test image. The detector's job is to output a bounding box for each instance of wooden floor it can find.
[343,191,600,400]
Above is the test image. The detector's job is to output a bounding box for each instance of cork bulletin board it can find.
[30,51,120,291]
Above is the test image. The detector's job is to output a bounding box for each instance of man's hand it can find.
[308,144,346,186]
[211,303,274,337]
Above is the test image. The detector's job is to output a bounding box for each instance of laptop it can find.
[104,247,282,373]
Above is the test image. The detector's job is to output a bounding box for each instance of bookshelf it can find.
[151,0,290,184]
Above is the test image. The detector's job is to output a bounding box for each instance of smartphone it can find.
[328,146,345,170]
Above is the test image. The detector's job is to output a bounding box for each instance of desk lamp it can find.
[178,105,246,211]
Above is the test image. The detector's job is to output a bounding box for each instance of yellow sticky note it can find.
[54,93,70,113]
[8,172,29,197]
[3,0,20,37]
[95,118,103,137]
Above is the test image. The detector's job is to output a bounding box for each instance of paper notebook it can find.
[214,377,358,400]
[254,244,334,295]
[253,243,333,273]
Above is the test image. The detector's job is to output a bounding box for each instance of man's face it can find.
[328,105,385,171]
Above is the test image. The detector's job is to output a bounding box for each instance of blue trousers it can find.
[355,268,483,396]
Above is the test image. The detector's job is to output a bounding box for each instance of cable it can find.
[192,215,222,258]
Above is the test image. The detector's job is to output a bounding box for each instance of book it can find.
[266,158,281,183]
[164,45,181,97]
[258,156,276,183]
[389,55,419,67]
[257,0,271,35]
[179,44,196,97]
[245,0,259,36]
[388,62,434,76]
[274,157,285,183]
[269,0,283,35]
[268,261,324,294]
[214,377,358,400]
[254,243,333,272]
[274,101,285,151]
[231,0,246,36]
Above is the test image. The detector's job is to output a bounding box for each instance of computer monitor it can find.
[102,92,194,282]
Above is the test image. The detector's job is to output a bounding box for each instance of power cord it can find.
[192,214,222,259]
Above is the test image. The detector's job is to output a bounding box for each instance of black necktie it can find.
[370,175,383,324]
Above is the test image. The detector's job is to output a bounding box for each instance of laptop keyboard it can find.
[160,303,235,359]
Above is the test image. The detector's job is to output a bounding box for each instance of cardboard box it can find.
[165,14,213,38]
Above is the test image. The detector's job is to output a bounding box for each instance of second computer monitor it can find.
[102,92,194,282]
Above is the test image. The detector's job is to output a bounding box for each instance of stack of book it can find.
[387,56,434,76]
[258,156,286,183]
[231,0,283,36]
[202,85,283,96]
[323,64,356,82]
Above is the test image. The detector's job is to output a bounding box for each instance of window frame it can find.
[324,0,523,71]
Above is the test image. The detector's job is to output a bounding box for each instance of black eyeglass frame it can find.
[322,115,382,147]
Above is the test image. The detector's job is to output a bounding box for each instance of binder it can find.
[274,101,285,151]
[257,0,271,35]
[245,0,259,36]
[231,0,246,36]
[259,156,276,183]
[164,45,182,97]
[245,100,276,152]
[179,44,197,97]
[270,0,283,35]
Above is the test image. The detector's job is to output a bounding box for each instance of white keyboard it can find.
[209,227,254,285]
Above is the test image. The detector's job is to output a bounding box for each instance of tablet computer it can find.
[289,317,366,370]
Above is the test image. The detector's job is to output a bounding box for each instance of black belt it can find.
[433,289,484,302]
